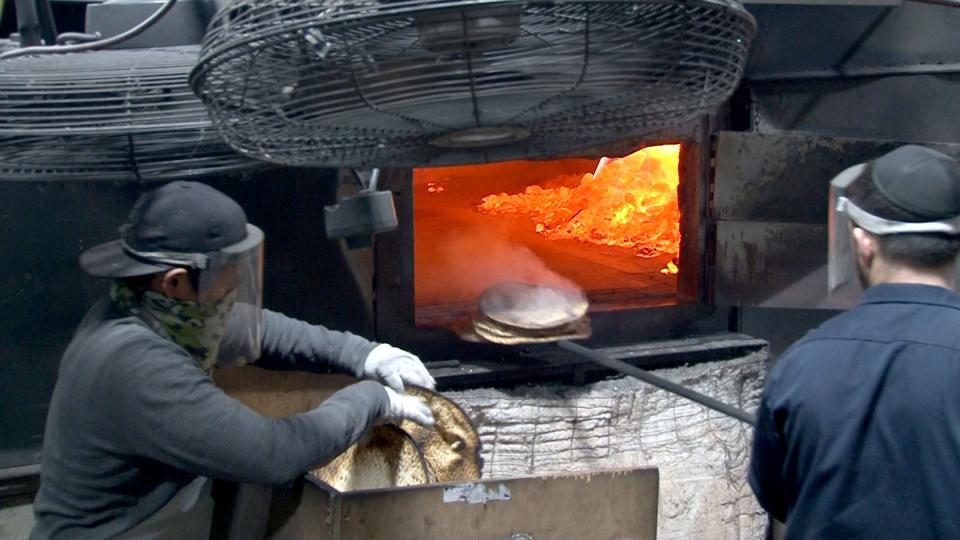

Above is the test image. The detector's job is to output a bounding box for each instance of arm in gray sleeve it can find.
[110,342,389,485]
[253,309,378,378]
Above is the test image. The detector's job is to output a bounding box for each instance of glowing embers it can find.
[478,145,681,261]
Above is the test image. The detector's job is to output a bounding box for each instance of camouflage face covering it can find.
[111,281,237,372]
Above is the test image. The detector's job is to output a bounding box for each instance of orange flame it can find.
[478,145,681,259]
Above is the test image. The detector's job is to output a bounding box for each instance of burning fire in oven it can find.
[477,145,681,273]
[413,143,686,325]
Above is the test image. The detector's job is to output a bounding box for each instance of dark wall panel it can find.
[1,182,142,468]
[746,2,960,79]
[713,131,960,224]
[745,2,960,144]
[750,75,960,143]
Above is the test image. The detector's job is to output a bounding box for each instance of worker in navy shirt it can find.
[749,145,960,539]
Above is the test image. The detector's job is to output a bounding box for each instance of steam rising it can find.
[417,227,583,305]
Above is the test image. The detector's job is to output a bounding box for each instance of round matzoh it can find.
[312,387,482,491]
[312,424,431,492]
[401,387,483,483]
[479,281,588,330]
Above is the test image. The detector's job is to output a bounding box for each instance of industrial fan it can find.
[191,0,756,168]
[0,1,269,182]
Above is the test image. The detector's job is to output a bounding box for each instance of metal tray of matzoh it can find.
[470,313,592,345]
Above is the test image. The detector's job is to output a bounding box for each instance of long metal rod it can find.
[558,340,756,426]
[0,463,41,482]
[747,62,960,82]
[907,0,960,7]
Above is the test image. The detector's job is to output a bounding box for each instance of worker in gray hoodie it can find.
[31,181,436,539]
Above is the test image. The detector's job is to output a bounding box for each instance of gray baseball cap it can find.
[80,181,250,278]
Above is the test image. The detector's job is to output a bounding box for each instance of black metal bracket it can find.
[13,0,56,46]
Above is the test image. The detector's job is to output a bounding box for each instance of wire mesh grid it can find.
[0,132,266,181]
[192,0,755,167]
[0,46,268,181]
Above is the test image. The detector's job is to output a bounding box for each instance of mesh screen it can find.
[0,46,267,181]
[192,0,755,167]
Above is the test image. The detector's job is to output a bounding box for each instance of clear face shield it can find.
[829,165,960,305]
[203,226,264,366]
[827,164,866,306]
[121,224,265,365]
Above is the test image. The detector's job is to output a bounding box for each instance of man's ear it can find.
[152,268,197,300]
[851,227,878,265]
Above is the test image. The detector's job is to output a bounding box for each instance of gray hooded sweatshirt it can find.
[30,299,387,539]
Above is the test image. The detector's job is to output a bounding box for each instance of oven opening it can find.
[412,143,694,328]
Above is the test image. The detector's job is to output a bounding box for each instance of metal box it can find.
[213,368,658,540]
[266,467,659,540]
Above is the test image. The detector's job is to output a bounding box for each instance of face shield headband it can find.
[836,198,960,235]
[118,223,264,272]
[119,223,265,366]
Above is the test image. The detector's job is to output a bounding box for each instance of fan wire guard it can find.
[191,0,756,168]
[0,46,269,181]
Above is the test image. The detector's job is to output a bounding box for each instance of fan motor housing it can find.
[415,5,523,52]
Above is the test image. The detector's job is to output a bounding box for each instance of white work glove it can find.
[363,344,436,392]
[383,386,435,427]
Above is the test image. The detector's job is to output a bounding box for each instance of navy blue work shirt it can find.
[749,283,960,540]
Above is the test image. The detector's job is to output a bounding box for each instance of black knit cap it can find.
[80,181,249,278]
[872,145,960,221]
